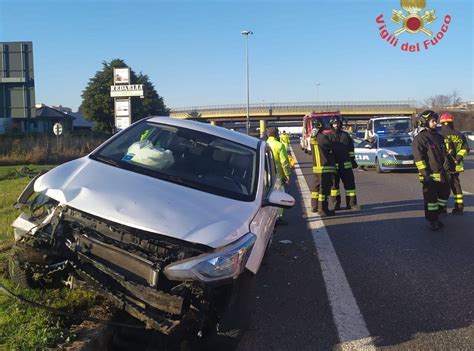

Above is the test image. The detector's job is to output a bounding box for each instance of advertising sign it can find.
[114,67,130,84]
[110,84,144,97]
[115,98,130,117]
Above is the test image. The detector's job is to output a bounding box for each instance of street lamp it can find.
[241,30,253,135]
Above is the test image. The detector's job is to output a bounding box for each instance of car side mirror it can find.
[262,190,295,209]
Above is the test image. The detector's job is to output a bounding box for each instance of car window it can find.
[263,147,276,195]
[91,120,258,201]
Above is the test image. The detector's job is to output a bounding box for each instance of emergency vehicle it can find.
[300,112,341,154]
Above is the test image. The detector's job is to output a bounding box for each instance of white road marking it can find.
[290,146,376,350]
[370,203,421,210]
[462,190,473,195]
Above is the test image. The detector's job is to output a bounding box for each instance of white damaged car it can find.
[10,117,294,345]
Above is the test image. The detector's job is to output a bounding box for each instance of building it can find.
[0,41,36,134]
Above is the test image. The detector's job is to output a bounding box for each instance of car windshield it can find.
[311,116,332,129]
[374,119,412,134]
[378,136,412,148]
[91,121,258,201]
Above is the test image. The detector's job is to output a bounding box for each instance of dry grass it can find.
[0,133,110,166]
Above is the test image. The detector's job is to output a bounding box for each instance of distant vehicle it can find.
[462,130,474,148]
[364,116,413,140]
[355,133,416,173]
[300,112,340,153]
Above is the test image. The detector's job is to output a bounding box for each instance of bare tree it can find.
[423,94,452,108]
[450,90,462,106]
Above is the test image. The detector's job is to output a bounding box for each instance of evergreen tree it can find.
[80,59,169,133]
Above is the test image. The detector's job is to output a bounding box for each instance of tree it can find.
[80,59,169,133]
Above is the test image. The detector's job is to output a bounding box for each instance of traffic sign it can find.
[53,123,63,136]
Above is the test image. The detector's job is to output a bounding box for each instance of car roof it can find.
[146,117,260,149]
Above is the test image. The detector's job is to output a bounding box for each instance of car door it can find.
[247,146,280,273]
[354,139,377,167]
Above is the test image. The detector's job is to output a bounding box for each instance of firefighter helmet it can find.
[418,110,439,127]
[329,115,342,125]
[439,113,454,124]
[329,116,342,129]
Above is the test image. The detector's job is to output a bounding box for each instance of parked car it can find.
[461,130,474,148]
[354,134,416,173]
[10,117,295,346]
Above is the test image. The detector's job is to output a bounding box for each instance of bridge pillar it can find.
[259,119,267,138]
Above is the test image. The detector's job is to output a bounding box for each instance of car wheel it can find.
[206,271,256,350]
[375,158,383,173]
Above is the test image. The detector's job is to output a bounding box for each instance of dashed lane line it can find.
[290,146,376,350]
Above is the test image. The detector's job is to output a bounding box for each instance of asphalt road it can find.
[238,142,474,350]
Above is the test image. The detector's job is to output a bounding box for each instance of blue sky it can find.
[1,0,472,111]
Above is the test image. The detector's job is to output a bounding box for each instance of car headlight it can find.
[381,152,395,159]
[163,233,256,282]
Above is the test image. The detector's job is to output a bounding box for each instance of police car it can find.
[354,133,416,173]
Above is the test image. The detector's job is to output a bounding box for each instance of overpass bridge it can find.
[170,100,417,136]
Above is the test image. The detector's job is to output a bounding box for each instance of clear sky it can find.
[1,0,472,111]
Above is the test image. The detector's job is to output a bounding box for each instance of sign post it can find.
[111,67,144,132]
[53,122,63,154]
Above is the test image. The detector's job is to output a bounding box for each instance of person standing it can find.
[266,127,291,223]
[412,110,450,231]
[328,115,361,211]
[439,113,470,215]
[280,130,290,153]
[310,120,336,217]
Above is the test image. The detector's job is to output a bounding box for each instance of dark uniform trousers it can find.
[422,180,450,222]
[450,173,463,210]
[331,164,357,208]
[311,173,333,211]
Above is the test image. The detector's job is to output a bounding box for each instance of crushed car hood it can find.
[34,157,256,248]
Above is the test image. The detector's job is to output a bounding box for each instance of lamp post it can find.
[241,30,253,135]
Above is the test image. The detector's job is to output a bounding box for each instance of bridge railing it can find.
[170,101,416,116]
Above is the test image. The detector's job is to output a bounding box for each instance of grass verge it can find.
[0,165,103,350]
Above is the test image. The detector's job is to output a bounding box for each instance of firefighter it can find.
[266,127,291,223]
[328,116,361,211]
[439,112,470,215]
[310,120,336,217]
[412,110,450,231]
[280,130,290,153]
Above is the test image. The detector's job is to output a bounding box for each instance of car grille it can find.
[394,155,413,160]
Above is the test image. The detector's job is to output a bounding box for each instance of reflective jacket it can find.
[328,129,355,170]
[311,130,336,174]
[441,125,470,173]
[267,136,291,180]
[280,133,290,149]
[412,128,448,182]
